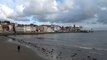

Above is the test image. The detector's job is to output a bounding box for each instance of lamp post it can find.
[13,23,16,34]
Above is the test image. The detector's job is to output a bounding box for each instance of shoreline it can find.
[0,31,90,36]
[0,36,45,60]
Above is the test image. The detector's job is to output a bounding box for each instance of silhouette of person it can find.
[17,45,21,53]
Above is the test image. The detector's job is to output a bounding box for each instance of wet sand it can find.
[0,36,45,60]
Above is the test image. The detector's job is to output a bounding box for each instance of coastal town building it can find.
[0,21,13,32]
[73,26,81,31]
[23,25,32,32]
[60,25,82,32]
[64,26,72,32]
[0,21,86,33]
[0,24,3,32]
[42,25,54,32]
[15,24,25,32]
[36,26,44,32]
[8,24,13,31]
[31,25,37,33]
[72,25,81,31]
[37,25,54,32]
[51,25,61,32]
[15,24,37,33]
[2,25,9,32]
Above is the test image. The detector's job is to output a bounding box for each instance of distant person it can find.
[17,45,21,53]
[13,23,16,34]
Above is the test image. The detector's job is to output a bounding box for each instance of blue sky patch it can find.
[56,0,64,4]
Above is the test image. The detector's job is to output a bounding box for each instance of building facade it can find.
[0,25,3,32]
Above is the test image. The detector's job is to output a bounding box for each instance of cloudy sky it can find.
[0,0,107,30]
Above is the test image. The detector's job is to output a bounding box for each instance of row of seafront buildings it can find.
[0,21,82,33]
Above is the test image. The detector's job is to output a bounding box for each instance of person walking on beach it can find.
[17,45,21,53]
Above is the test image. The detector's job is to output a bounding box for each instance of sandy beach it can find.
[0,36,45,60]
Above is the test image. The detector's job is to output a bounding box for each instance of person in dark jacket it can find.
[17,45,21,53]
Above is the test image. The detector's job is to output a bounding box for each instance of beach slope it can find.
[0,36,45,60]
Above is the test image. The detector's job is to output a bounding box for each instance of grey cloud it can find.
[21,0,103,23]
[12,17,29,21]
[1,0,107,25]
[32,11,93,23]
[98,10,107,24]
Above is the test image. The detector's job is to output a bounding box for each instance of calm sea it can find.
[9,31,107,60]
[13,31,107,49]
